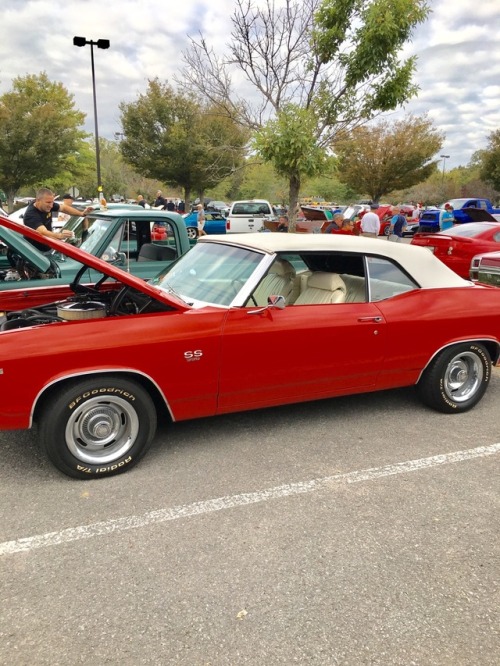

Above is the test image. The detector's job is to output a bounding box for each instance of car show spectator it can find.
[339,219,356,234]
[197,204,207,236]
[277,215,289,232]
[360,203,381,237]
[323,212,344,233]
[388,207,407,242]
[153,190,167,209]
[440,203,455,231]
[137,194,146,208]
[23,187,93,251]
[166,199,176,211]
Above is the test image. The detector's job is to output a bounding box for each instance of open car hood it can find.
[0,216,189,311]
[0,223,52,273]
[462,207,500,223]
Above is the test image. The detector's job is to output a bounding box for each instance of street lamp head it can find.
[440,154,450,159]
[73,36,110,49]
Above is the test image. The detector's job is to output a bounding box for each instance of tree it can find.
[253,104,329,211]
[179,0,430,228]
[0,72,87,210]
[334,115,443,202]
[476,130,500,194]
[119,79,247,205]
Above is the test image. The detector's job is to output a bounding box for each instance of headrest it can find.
[307,272,346,292]
[269,259,296,279]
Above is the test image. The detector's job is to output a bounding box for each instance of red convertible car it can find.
[411,222,500,278]
[1,218,500,479]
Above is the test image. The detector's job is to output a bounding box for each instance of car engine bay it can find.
[0,285,173,331]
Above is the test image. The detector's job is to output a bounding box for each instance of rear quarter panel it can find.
[374,285,500,388]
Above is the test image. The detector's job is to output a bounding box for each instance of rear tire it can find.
[417,343,491,413]
[186,227,199,240]
[39,377,157,479]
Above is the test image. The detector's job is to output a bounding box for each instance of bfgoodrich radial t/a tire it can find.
[417,343,491,414]
[39,377,157,479]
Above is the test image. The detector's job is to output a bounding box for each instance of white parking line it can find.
[1,443,499,556]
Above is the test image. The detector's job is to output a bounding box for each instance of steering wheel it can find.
[109,285,153,315]
[6,250,32,279]
[69,263,104,297]
[6,249,19,268]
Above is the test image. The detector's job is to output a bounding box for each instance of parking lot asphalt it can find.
[1,370,499,665]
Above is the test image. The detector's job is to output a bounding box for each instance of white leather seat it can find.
[252,259,296,305]
[341,274,366,302]
[294,272,346,304]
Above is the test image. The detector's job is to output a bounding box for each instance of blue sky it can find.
[1,0,499,169]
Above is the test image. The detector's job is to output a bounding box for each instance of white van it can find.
[226,199,276,233]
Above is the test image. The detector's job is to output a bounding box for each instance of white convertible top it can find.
[199,233,473,289]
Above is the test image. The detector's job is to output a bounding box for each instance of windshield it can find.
[439,199,467,210]
[151,242,264,307]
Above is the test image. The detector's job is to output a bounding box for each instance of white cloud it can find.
[0,0,499,169]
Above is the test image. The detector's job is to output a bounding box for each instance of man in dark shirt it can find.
[137,195,146,208]
[153,190,167,209]
[23,187,93,252]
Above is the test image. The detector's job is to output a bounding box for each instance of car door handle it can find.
[358,316,383,323]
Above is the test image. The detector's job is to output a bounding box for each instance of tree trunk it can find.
[184,187,191,211]
[287,172,301,233]
[5,189,17,214]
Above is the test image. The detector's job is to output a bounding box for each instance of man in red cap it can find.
[440,203,455,231]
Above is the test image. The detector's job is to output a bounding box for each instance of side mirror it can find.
[112,251,127,266]
[248,294,286,315]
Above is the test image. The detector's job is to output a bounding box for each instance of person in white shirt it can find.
[360,203,381,237]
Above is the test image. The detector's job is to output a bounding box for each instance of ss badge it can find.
[184,350,203,362]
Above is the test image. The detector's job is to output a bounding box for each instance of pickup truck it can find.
[225,199,276,233]
[418,198,500,232]
[0,207,191,295]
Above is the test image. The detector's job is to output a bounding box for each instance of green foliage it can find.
[314,0,429,116]
[302,172,360,203]
[0,72,87,208]
[334,114,443,201]
[254,105,327,179]
[119,79,247,203]
[477,130,500,192]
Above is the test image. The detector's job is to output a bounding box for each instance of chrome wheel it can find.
[187,227,198,240]
[442,351,484,403]
[65,395,139,465]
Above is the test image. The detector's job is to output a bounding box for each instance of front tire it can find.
[38,377,157,479]
[417,343,491,413]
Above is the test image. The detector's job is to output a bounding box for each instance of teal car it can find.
[0,207,191,291]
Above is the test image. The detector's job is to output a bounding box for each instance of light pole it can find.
[73,36,110,202]
[440,154,450,188]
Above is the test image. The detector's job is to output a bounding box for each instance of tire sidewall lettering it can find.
[68,388,136,410]
[75,456,133,475]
